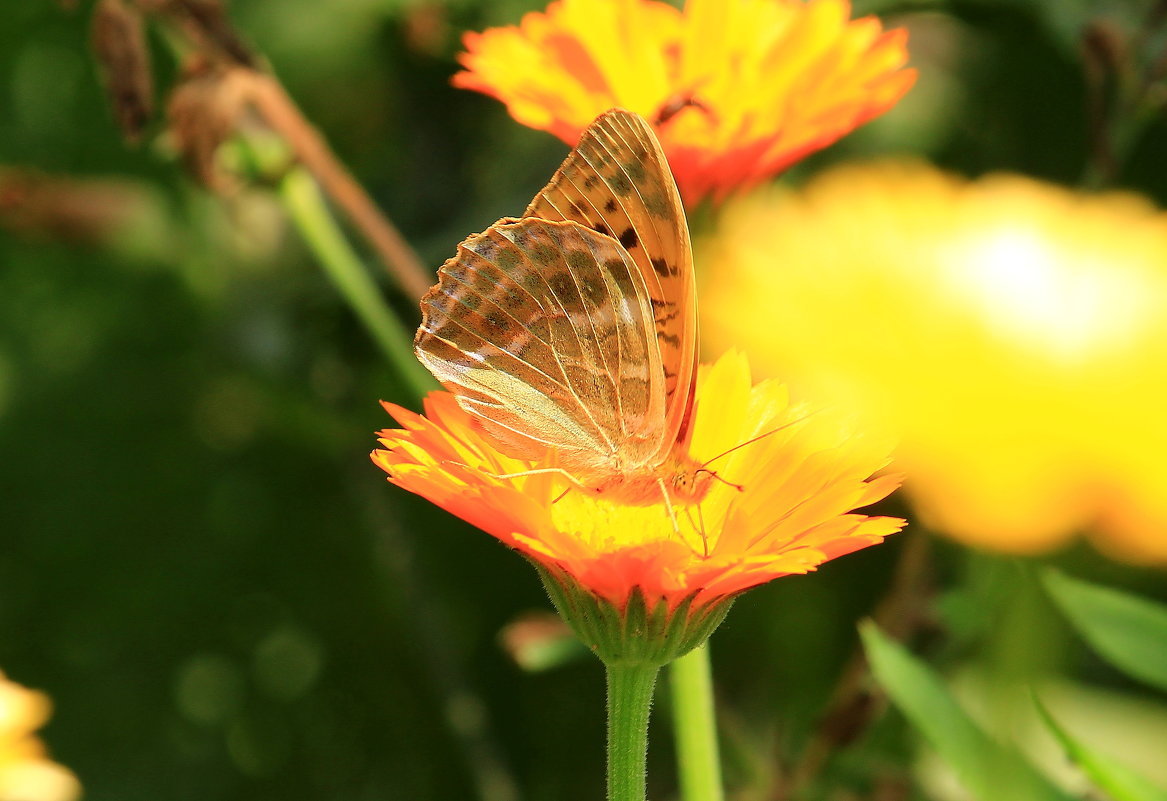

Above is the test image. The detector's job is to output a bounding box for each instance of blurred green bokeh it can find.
[2,2,1165,801]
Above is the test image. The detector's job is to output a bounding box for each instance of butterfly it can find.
[414,108,712,516]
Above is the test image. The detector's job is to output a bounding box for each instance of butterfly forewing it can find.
[416,217,670,475]
[522,109,697,462]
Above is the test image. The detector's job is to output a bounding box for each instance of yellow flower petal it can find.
[0,673,80,801]
[702,161,1167,562]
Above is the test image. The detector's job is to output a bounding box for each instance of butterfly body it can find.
[416,109,705,511]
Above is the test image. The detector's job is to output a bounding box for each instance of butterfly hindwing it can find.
[415,217,670,474]
[522,109,697,461]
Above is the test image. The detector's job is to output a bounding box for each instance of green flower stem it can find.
[606,662,661,801]
[669,643,724,801]
[278,166,435,402]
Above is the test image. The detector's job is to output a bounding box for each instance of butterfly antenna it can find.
[699,410,822,470]
[653,82,714,126]
[695,468,744,493]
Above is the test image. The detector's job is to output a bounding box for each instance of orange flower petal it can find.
[453,0,916,204]
[373,352,903,609]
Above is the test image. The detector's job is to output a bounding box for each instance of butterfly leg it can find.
[490,466,578,482]
[695,501,710,558]
[441,462,585,500]
[656,477,681,536]
[490,466,590,506]
[679,503,712,559]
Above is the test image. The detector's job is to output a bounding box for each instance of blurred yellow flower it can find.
[0,672,80,801]
[372,352,902,612]
[453,0,915,204]
[702,162,1167,563]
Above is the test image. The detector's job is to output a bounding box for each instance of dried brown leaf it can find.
[159,0,255,67]
[0,167,150,245]
[91,0,155,143]
[166,61,252,190]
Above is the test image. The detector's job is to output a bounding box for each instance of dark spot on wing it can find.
[498,287,529,311]
[483,310,511,337]
[623,160,646,184]
[497,246,522,272]
[548,270,585,311]
[610,267,637,298]
[442,259,469,283]
[566,250,593,273]
[579,275,607,304]
[458,292,483,312]
[651,257,670,277]
[609,171,633,195]
[619,228,639,251]
[530,242,557,266]
[604,199,617,213]
[593,223,610,238]
[510,226,530,247]
[473,236,499,261]
[472,267,497,294]
[643,192,672,219]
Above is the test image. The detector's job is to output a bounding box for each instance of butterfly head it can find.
[586,449,715,508]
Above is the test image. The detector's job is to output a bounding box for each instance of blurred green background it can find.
[2,1,1165,800]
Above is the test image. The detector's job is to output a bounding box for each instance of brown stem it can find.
[1080,4,1167,187]
[1143,1,1167,86]
[237,70,432,300]
[129,0,433,300]
[779,531,933,799]
[1080,21,1124,187]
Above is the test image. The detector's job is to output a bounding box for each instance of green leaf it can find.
[1034,694,1167,801]
[1041,569,1167,693]
[860,622,1077,801]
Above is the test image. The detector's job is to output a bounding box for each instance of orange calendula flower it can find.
[0,672,80,801]
[373,352,903,619]
[701,161,1167,563]
[453,0,915,204]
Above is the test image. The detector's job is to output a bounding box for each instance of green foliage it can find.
[1042,569,1167,692]
[1034,695,1167,801]
[2,1,1166,800]
[861,622,1076,801]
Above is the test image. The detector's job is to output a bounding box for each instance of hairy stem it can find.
[606,662,660,801]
